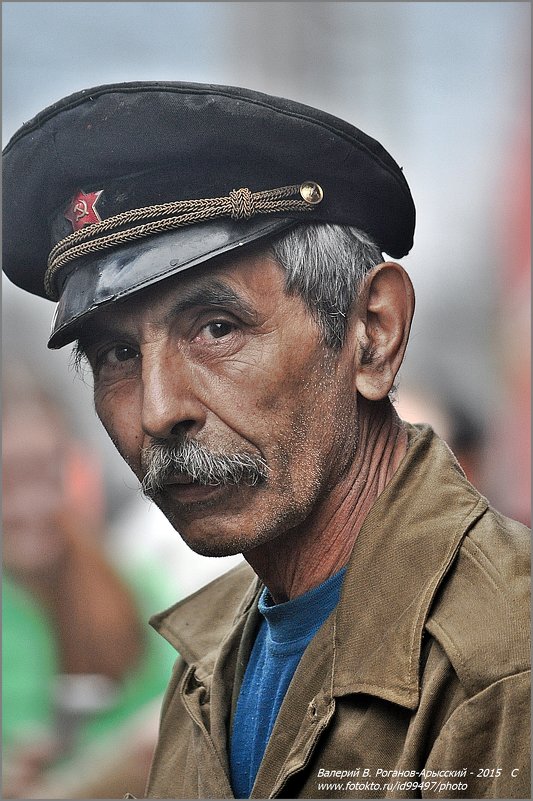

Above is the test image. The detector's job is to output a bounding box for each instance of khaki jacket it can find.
[145,426,530,799]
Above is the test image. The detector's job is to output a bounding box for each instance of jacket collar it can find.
[150,560,259,682]
[151,426,488,707]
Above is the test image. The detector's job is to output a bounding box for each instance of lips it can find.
[161,479,226,505]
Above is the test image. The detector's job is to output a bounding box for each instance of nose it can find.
[140,343,207,440]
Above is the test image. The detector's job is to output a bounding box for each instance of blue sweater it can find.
[229,567,346,798]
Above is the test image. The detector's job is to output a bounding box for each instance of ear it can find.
[352,262,415,401]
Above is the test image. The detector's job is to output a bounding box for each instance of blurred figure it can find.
[2,363,176,798]
[490,103,531,526]
[395,384,486,491]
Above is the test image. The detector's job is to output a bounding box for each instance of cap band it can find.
[45,182,321,300]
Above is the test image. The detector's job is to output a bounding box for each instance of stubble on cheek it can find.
[245,359,359,544]
[94,390,145,484]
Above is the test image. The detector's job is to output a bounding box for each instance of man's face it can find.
[79,249,360,557]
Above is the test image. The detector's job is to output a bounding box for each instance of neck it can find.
[244,399,408,603]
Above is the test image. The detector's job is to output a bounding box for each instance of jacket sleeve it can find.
[423,670,530,798]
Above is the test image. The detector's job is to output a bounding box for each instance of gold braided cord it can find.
[48,184,302,267]
[45,184,314,300]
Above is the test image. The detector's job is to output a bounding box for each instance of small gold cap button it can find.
[300,181,324,205]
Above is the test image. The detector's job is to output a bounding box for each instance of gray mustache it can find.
[141,438,269,498]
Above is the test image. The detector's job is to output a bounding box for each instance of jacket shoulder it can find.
[426,507,530,696]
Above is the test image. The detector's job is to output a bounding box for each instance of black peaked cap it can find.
[2,81,416,347]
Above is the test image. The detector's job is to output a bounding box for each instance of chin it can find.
[160,505,273,558]
[154,477,317,558]
[168,519,249,557]
[182,536,246,558]
[155,502,244,557]
[173,504,310,561]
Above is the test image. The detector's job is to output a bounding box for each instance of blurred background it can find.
[2,2,530,797]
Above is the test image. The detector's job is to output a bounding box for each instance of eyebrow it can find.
[161,279,259,326]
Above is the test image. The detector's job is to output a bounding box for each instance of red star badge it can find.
[64,189,103,232]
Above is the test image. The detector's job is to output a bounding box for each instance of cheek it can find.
[227,350,345,462]
[255,354,339,429]
[251,378,340,482]
[94,384,144,475]
[239,339,330,416]
[267,363,357,477]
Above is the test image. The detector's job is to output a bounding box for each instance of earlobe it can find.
[354,262,415,401]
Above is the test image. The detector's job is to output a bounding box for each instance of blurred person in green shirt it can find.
[2,364,177,797]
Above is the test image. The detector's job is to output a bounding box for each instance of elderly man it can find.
[3,82,530,799]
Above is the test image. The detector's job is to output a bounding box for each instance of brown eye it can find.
[112,345,138,362]
[203,321,236,339]
[96,344,140,374]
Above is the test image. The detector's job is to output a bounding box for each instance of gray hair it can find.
[269,223,382,348]
[141,438,269,499]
